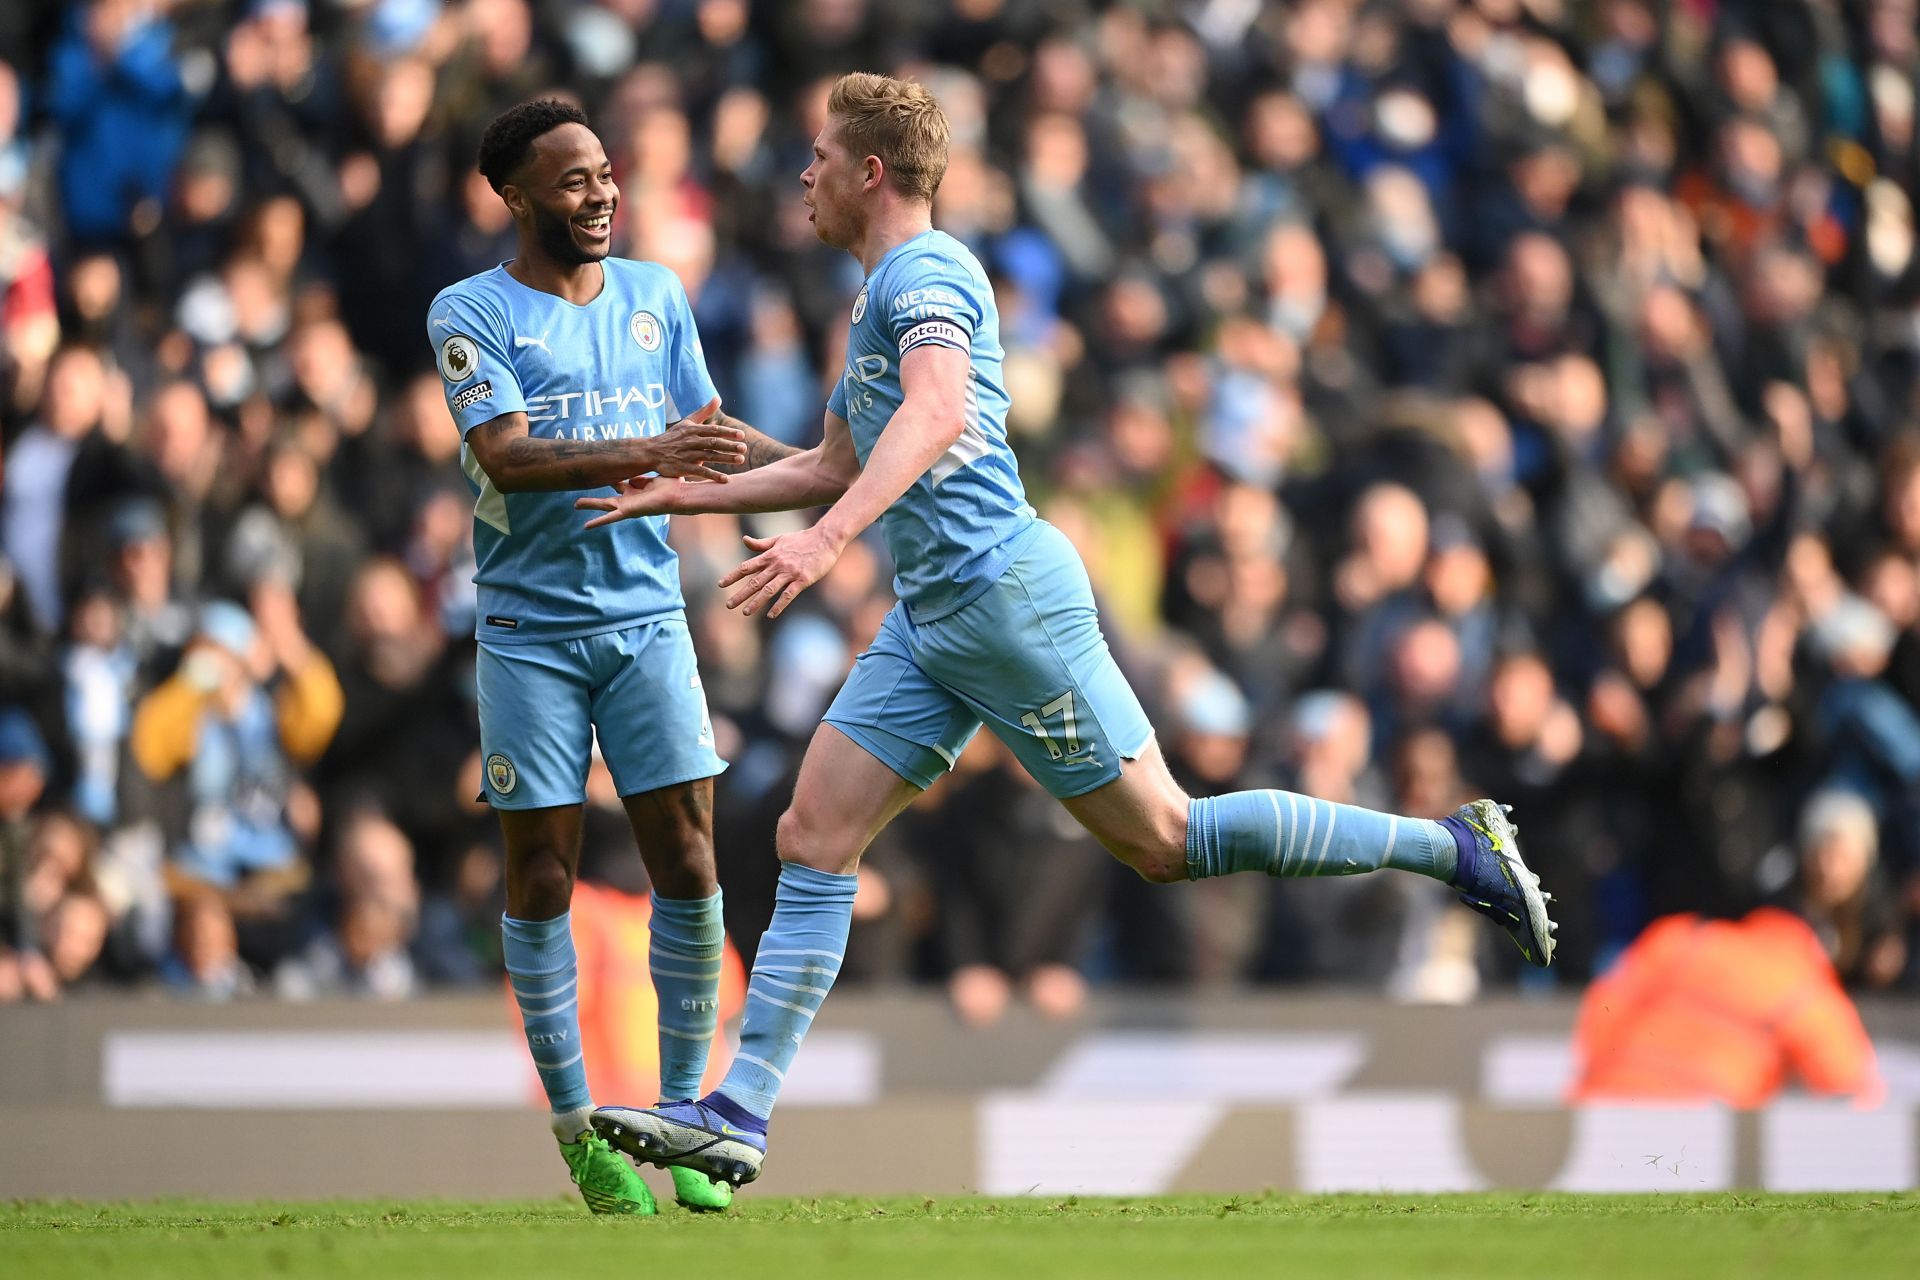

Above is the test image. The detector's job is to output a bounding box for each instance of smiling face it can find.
[504,121,617,266]
[800,119,872,250]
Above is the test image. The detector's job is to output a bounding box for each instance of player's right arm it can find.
[466,401,745,493]
[575,409,861,525]
[429,288,746,493]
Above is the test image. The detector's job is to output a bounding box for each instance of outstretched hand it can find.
[650,397,746,481]
[718,527,845,618]
[576,474,684,527]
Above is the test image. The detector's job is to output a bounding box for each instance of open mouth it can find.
[576,211,613,240]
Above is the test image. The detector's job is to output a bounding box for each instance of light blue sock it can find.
[649,888,724,1102]
[715,863,855,1122]
[502,912,592,1131]
[1186,791,1459,882]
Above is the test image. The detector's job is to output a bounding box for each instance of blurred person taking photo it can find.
[129,587,342,966]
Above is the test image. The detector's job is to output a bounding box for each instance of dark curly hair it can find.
[477,99,590,193]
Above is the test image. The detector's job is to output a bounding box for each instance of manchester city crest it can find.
[630,310,662,351]
[486,753,517,796]
[851,284,868,325]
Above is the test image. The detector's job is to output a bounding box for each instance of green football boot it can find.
[560,1129,657,1215]
[670,1164,735,1212]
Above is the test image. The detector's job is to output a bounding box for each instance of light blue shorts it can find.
[824,521,1153,799]
[475,617,725,810]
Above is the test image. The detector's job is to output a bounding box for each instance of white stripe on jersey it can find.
[931,368,993,486]
[461,441,511,534]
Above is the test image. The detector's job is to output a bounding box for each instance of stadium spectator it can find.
[129,590,341,969]
[18,811,113,993]
[105,499,196,685]
[46,0,201,250]
[275,809,420,1000]
[0,137,58,414]
[1780,789,1909,989]
[62,582,135,825]
[912,733,1106,1026]
[0,706,54,1000]
[2,343,133,633]
[1570,907,1882,1107]
[316,556,476,883]
[161,884,253,1000]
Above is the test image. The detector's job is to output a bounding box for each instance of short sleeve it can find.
[827,366,849,420]
[428,290,527,436]
[665,275,719,419]
[883,253,980,358]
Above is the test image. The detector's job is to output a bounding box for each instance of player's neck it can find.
[506,251,606,306]
[853,203,934,275]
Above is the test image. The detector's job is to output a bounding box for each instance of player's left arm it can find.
[719,343,968,617]
[708,408,804,474]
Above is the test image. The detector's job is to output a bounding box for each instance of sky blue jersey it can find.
[428,259,717,645]
[828,230,1037,622]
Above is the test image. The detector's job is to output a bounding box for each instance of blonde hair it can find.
[826,72,950,203]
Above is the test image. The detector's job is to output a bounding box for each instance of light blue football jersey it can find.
[828,230,1037,622]
[428,259,717,644]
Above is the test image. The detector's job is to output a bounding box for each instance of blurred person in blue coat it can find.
[46,0,202,249]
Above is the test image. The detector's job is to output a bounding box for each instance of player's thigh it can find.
[476,639,595,809]
[588,618,727,797]
[619,776,717,900]
[778,722,926,874]
[821,600,983,795]
[918,522,1155,802]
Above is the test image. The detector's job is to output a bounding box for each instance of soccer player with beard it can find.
[428,99,799,1215]
[582,74,1557,1189]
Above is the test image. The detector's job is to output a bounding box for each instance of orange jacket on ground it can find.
[1570,908,1881,1108]
[510,881,747,1106]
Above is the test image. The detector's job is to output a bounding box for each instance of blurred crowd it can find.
[4,0,1920,1018]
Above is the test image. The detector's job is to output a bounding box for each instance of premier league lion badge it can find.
[439,334,479,382]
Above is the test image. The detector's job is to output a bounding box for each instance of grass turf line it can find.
[5,1194,1914,1280]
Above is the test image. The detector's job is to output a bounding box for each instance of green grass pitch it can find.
[7,1194,1914,1279]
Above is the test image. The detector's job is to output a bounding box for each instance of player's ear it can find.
[864,154,885,193]
[501,181,528,221]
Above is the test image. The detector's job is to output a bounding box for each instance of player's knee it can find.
[646,831,716,899]
[774,805,857,874]
[1116,842,1188,883]
[1130,850,1189,884]
[509,850,575,918]
[1104,801,1189,884]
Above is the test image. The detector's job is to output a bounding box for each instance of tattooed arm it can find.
[465,399,746,493]
[708,409,804,474]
